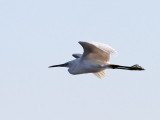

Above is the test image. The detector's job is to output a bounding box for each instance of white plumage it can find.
[71,41,117,79]
[49,41,144,79]
[78,41,117,63]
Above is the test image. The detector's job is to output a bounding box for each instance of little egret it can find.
[49,41,144,79]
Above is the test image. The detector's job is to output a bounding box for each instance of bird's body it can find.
[68,58,107,75]
[49,41,144,79]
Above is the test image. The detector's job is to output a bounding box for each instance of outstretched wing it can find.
[93,70,106,79]
[79,41,117,63]
[72,54,82,58]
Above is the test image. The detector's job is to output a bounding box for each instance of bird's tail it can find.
[108,64,145,71]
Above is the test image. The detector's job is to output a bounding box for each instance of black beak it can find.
[48,62,68,68]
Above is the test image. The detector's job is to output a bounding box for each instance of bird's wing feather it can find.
[79,41,117,63]
[93,70,106,79]
[72,54,82,58]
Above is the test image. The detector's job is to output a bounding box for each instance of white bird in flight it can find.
[49,41,144,79]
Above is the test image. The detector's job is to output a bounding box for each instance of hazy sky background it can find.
[0,0,160,120]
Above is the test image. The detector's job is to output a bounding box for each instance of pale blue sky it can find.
[0,0,160,120]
